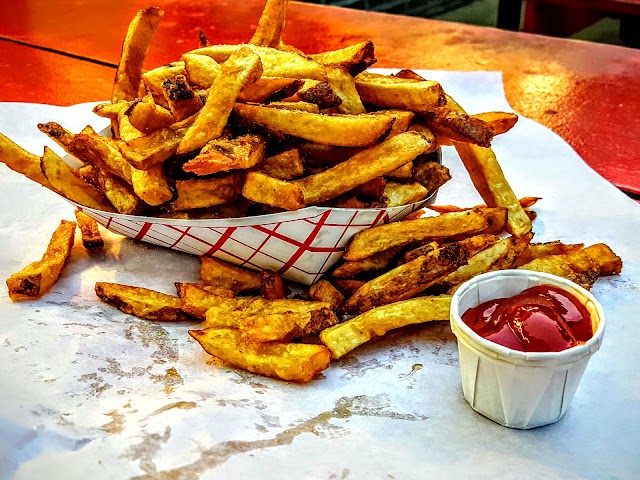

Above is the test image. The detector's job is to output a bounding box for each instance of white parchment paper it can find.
[1,71,639,480]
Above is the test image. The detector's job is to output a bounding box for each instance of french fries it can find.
[75,210,104,249]
[95,282,189,321]
[6,220,76,300]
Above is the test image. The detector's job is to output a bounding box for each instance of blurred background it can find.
[301,0,639,48]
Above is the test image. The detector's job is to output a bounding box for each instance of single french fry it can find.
[175,282,235,319]
[518,249,600,290]
[325,66,365,114]
[128,94,175,133]
[37,122,77,155]
[92,101,134,120]
[266,101,320,113]
[413,162,452,195]
[250,0,289,48]
[141,62,187,104]
[0,132,51,187]
[236,77,303,103]
[74,210,104,249]
[354,72,445,113]
[286,81,342,109]
[70,130,133,183]
[472,111,519,135]
[95,282,189,321]
[189,328,331,383]
[308,40,376,76]
[309,280,345,310]
[333,247,403,278]
[403,241,440,263]
[182,135,266,175]
[162,75,204,121]
[343,209,491,261]
[343,235,499,313]
[112,7,164,102]
[6,220,76,301]
[260,270,287,300]
[119,126,187,170]
[320,295,451,359]
[182,53,222,89]
[242,172,305,211]
[170,174,243,211]
[294,131,433,205]
[250,149,304,180]
[131,164,174,206]
[178,46,263,154]
[383,182,429,207]
[40,147,114,211]
[201,256,262,293]
[78,165,145,215]
[512,241,585,268]
[424,107,496,148]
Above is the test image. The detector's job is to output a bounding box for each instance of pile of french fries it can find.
[1,0,623,383]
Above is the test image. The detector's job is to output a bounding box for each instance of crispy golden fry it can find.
[581,243,622,276]
[131,164,174,206]
[170,174,243,211]
[189,328,331,383]
[334,278,366,296]
[128,94,175,133]
[182,135,266,175]
[518,249,600,290]
[439,234,532,292]
[413,162,452,195]
[309,279,345,310]
[294,131,433,205]
[333,247,403,279]
[117,113,144,142]
[354,72,445,113]
[201,256,262,293]
[446,95,532,236]
[6,220,76,301]
[37,122,77,154]
[325,66,365,114]
[251,149,304,180]
[403,241,439,263]
[343,208,491,261]
[92,101,134,120]
[78,165,145,215]
[472,111,519,135]
[119,126,187,170]
[250,0,289,48]
[40,147,114,211]
[308,40,376,76]
[0,132,51,187]
[242,172,305,211]
[385,162,413,179]
[425,107,495,147]
[266,101,320,113]
[178,46,263,154]
[74,210,104,249]
[320,295,451,359]
[162,75,204,121]
[512,241,584,268]
[70,130,133,183]
[233,103,395,147]
[260,270,287,300]
[175,282,235,318]
[286,81,342,109]
[112,7,164,103]
[383,182,429,207]
[190,44,326,80]
[236,77,303,104]
[141,62,187,104]
[343,235,499,313]
[182,53,221,88]
[204,305,338,340]
[95,282,189,321]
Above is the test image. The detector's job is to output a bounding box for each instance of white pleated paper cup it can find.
[450,270,606,429]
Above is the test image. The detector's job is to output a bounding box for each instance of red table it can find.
[1,0,639,196]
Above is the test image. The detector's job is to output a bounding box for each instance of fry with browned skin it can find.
[75,210,104,249]
[250,0,289,48]
[95,282,190,321]
[200,256,262,293]
[260,270,287,300]
[0,132,51,187]
[309,279,345,310]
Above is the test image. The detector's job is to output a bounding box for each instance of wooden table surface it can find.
[1,0,639,195]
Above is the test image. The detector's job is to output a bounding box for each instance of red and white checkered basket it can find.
[76,200,435,285]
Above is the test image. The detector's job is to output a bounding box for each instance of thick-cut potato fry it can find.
[188,328,331,383]
[170,173,243,211]
[581,243,622,276]
[320,295,451,359]
[333,247,403,278]
[141,62,187,104]
[95,282,189,321]
[40,147,114,211]
[119,126,187,170]
[237,77,303,103]
[6,220,76,301]
[385,162,413,179]
[178,47,263,154]
[287,81,343,109]
[190,44,326,80]
[250,0,289,48]
[344,209,491,261]
[201,256,262,293]
[242,172,305,211]
[266,101,320,113]
[403,241,440,263]
[472,111,519,135]
[413,162,452,195]
[128,94,175,133]
[251,149,304,180]
[175,282,235,318]
[92,101,134,120]
[117,113,144,142]
[425,107,495,147]
[518,250,600,290]
[383,182,429,207]
[309,279,345,310]
[308,40,376,76]
[232,103,395,147]
[112,7,164,103]
[182,53,221,89]
[0,132,51,187]
[343,235,499,313]
[131,164,174,206]
[261,270,287,300]
[512,241,584,268]
[37,122,76,155]
[325,66,365,114]
[182,135,266,175]
[354,72,445,113]
[162,75,204,121]
[75,210,104,249]
[294,131,432,205]
[71,130,133,183]
[78,165,145,215]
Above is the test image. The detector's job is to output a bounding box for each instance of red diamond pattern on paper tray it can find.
[77,201,429,285]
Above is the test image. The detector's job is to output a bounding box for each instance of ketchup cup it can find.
[450,270,606,429]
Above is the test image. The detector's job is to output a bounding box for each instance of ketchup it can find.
[461,285,592,352]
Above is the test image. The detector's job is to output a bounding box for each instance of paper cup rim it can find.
[450,270,606,364]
